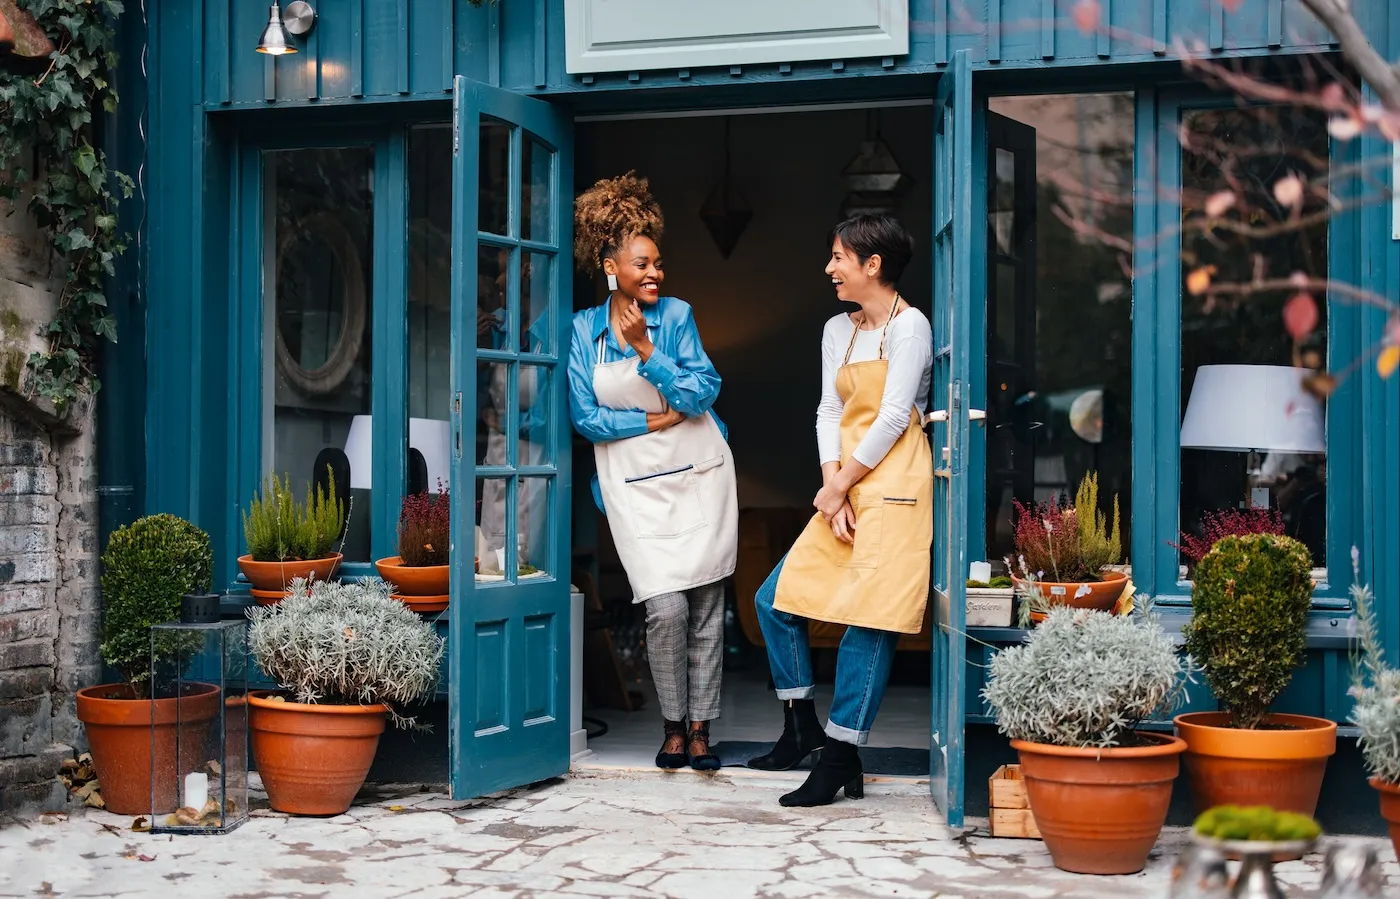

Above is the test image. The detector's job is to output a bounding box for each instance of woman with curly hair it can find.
[568,172,738,771]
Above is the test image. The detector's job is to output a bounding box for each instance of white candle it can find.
[969,561,992,584]
[184,772,208,811]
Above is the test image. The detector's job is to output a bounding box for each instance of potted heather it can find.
[376,482,449,613]
[1345,548,1400,860]
[1175,533,1336,830]
[983,602,1195,875]
[238,467,345,604]
[1173,507,1285,577]
[247,578,444,815]
[1009,471,1127,620]
[76,514,221,815]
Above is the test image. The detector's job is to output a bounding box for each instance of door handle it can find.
[922,408,986,426]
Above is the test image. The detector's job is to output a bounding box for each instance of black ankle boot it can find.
[779,737,863,807]
[747,699,826,771]
[656,720,687,769]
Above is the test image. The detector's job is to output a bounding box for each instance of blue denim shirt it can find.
[568,296,727,512]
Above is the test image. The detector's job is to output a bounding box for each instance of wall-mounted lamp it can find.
[256,1,316,55]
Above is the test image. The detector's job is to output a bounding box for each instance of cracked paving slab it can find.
[0,771,1396,898]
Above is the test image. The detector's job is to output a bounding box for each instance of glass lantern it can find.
[148,596,249,835]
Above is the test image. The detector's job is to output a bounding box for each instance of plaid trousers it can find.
[644,581,725,723]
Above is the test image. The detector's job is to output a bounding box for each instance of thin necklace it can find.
[857,294,902,329]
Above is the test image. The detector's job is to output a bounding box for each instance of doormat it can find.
[710,742,928,778]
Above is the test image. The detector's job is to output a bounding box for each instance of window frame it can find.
[229,125,411,590]
[1136,87,1361,611]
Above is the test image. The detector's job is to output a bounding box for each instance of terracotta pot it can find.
[1371,778,1400,862]
[1012,732,1186,875]
[76,682,222,815]
[1014,569,1129,622]
[248,691,386,816]
[1174,712,1336,818]
[237,553,342,594]
[375,557,449,598]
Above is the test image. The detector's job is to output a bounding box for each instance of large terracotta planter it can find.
[76,683,222,815]
[248,691,387,816]
[1370,778,1400,862]
[1014,569,1129,621]
[1174,712,1337,817]
[375,557,449,613]
[1012,732,1186,875]
[238,554,342,603]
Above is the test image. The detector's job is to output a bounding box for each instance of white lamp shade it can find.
[1179,364,1326,453]
[342,415,452,490]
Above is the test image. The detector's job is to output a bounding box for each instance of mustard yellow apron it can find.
[773,304,933,634]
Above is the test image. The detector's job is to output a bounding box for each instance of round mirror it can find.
[274,212,366,395]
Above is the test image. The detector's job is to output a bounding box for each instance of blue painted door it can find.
[929,49,975,829]
[448,76,574,798]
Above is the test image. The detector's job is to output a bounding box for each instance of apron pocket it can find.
[623,462,711,539]
[847,497,885,569]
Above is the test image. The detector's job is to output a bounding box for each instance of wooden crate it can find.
[988,764,1041,839]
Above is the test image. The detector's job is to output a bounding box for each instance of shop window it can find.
[262,147,374,562]
[983,94,1135,568]
[1177,107,1329,573]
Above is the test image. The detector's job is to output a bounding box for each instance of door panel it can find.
[984,112,1038,563]
[449,76,574,798]
[929,48,974,829]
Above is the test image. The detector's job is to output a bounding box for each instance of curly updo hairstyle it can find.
[573,172,664,274]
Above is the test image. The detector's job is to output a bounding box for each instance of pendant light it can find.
[839,110,913,218]
[699,118,753,260]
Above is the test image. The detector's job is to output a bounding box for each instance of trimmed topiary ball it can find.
[100,514,213,697]
[1184,533,1313,729]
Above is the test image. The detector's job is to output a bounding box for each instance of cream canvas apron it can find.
[773,308,933,634]
[592,329,738,603]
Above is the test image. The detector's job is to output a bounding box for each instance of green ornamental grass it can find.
[242,467,345,562]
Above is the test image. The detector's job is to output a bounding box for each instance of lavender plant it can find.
[983,603,1197,748]
[1347,548,1400,785]
[247,578,444,729]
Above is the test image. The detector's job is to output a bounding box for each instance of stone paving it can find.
[1,769,1397,898]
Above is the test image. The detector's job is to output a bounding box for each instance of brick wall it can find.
[0,399,100,815]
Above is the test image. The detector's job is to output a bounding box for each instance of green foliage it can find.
[983,602,1196,748]
[242,468,345,562]
[0,0,135,412]
[247,578,444,729]
[1184,533,1314,729]
[1346,548,1400,785]
[1075,471,1121,574]
[99,514,212,697]
[1192,805,1321,842]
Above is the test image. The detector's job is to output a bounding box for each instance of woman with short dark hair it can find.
[747,213,933,807]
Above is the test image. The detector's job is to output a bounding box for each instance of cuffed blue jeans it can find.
[754,555,901,746]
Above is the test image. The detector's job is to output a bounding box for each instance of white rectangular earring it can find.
[606,273,619,291]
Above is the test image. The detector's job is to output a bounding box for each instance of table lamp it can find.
[1179,364,1326,509]
[343,416,452,491]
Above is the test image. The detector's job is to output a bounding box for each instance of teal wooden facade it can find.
[98,0,1400,825]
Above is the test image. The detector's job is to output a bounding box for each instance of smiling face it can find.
[824,237,882,304]
[603,235,664,305]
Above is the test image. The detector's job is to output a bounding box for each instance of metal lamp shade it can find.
[1179,364,1326,453]
[256,3,296,55]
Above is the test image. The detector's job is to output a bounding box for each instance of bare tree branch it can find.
[1298,0,1400,111]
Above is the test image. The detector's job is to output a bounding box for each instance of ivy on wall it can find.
[0,0,133,414]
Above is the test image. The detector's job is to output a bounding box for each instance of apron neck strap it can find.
[841,293,904,366]
[597,326,655,365]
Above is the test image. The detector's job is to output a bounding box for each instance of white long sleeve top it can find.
[816,309,934,469]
